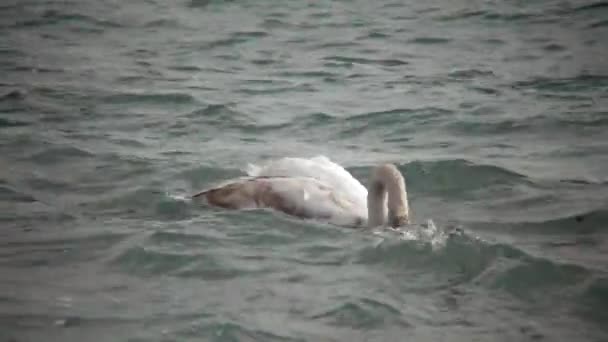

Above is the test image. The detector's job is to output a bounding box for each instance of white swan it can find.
[192,156,410,228]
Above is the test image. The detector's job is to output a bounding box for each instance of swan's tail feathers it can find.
[192,177,260,209]
[192,189,209,198]
[192,179,259,210]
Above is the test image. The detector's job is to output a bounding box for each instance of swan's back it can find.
[245,156,368,211]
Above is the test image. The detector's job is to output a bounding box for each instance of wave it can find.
[184,104,251,124]
[446,116,541,135]
[0,89,26,101]
[110,245,271,280]
[574,1,608,12]
[0,183,36,203]
[448,69,495,79]
[309,298,408,329]
[0,232,125,268]
[0,118,28,128]
[402,159,527,194]
[13,9,122,30]
[356,227,593,298]
[174,321,301,342]
[467,208,608,235]
[236,83,316,95]
[512,75,608,93]
[174,106,459,144]
[265,107,453,141]
[589,19,608,28]
[23,146,94,165]
[143,18,180,28]
[323,56,408,67]
[347,107,453,124]
[448,112,608,136]
[111,246,198,277]
[202,33,264,50]
[91,185,194,221]
[179,104,293,136]
[102,92,199,106]
[437,2,608,24]
[437,9,544,22]
[409,37,452,44]
[148,231,225,250]
[149,205,592,305]
[579,277,608,326]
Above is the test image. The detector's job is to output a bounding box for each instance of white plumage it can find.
[193,156,410,228]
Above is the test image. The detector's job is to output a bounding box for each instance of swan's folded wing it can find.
[193,176,365,227]
[244,156,368,210]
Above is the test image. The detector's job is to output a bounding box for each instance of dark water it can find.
[1,0,608,341]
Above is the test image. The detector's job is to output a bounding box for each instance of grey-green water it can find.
[1,0,608,341]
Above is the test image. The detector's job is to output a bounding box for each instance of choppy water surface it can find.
[1,0,608,341]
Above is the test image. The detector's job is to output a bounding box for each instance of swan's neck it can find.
[367,164,410,227]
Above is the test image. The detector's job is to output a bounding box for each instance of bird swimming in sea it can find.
[192,156,410,228]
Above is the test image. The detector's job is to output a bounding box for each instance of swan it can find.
[192,156,410,228]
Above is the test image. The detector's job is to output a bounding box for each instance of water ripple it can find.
[309,298,408,329]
